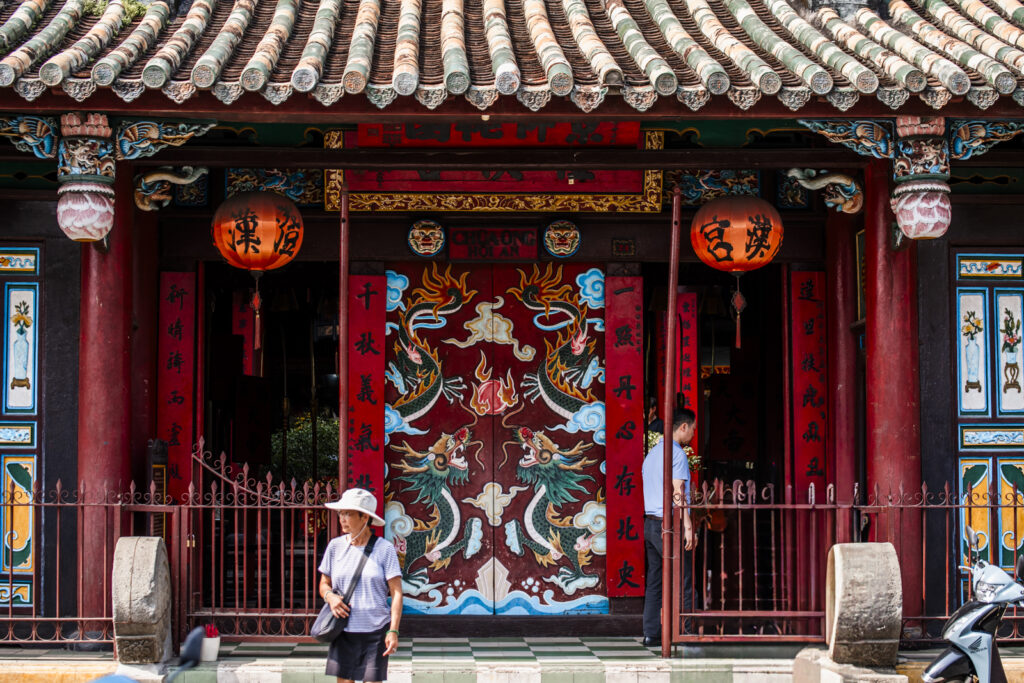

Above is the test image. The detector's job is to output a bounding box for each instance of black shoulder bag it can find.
[310,534,378,643]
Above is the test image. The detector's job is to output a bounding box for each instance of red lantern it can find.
[690,196,784,348]
[211,191,304,273]
[212,191,304,348]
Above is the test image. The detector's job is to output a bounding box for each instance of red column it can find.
[131,209,158,484]
[865,158,922,618]
[337,186,350,490]
[826,210,858,542]
[78,167,133,620]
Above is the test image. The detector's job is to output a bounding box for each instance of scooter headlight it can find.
[976,581,1001,602]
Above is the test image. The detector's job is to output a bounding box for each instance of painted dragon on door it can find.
[387,409,485,595]
[501,405,603,595]
[384,263,607,615]
[386,264,477,433]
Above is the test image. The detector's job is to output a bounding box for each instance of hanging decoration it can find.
[211,191,304,347]
[407,219,445,256]
[543,220,581,258]
[690,196,783,348]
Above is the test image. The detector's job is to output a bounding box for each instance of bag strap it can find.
[341,534,377,604]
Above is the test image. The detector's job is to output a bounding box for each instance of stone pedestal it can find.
[112,537,172,665]
[826,542,902,667]
[794,648,908,683]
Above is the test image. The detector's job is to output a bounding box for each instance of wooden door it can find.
[383,263,607,615]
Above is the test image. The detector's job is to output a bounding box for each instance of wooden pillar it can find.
[78,167,133,620]
[337,185,350,491]
[865,158,922,620]
[131,209,158,484]
[826,209,859,542]
[660,187,681,658]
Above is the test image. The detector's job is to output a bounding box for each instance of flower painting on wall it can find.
[957,290,988,416]
[996,292,1024,413]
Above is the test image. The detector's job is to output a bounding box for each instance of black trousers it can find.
[643,516,692,638]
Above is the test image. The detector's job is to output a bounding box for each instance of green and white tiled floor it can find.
[0,637,795,682]
[175,638,793,682]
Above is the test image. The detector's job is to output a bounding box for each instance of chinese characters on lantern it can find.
[157,272,195,501]
[790,271,828,500]
[347,276,385,510]
[605,277,645,596]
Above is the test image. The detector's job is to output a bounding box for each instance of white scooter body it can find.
[923,545,1024,683]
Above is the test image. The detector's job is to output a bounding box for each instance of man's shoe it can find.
[642,636,659,647]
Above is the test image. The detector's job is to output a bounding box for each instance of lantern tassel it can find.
[731,275,747,350]
[251,272,263,351]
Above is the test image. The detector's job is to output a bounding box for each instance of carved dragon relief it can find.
[134,166,210,211]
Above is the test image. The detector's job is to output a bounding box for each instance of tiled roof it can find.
[1,0,1023,112]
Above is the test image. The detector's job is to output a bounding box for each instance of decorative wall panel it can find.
[995,290,1023,414]
[4,284,37,415]
[955,251,1024,569]
[0,245,40,609]
[383,264,607,615]
[957,289,990,416]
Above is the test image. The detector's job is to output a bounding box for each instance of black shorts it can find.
[325,626,388,681]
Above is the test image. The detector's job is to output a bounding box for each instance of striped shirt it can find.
[318,534,401,633]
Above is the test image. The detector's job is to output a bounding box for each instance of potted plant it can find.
[200,623,220,662]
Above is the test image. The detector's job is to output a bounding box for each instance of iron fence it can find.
[670,479,1024,644]
[2,449,1022,646]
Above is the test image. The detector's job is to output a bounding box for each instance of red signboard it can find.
[232,290,256,376]
[347,276,386,516]
[448,228,537,261]
[357,122,641,148]
[343,124,644,194]
[790,271,828,501]
[606,277,645,597]
[157,272,195,501]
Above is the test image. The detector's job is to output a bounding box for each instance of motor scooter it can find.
[922,528,1024,683]
[93,626,205,683]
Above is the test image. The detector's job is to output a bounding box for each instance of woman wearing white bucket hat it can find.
[318,488,402,682]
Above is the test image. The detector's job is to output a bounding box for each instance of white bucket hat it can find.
[325,488,385,526]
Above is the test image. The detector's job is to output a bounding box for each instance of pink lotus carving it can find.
[890,181,951,240]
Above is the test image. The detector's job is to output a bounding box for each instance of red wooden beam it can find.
[129,146,867,170]
[661,186,681,658]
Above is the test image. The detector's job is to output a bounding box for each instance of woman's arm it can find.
[319,573,350,618]
[382,575,403,656]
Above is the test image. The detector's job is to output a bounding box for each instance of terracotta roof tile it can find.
[2,0,1024,110]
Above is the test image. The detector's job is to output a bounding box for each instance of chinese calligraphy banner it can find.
[655,292,700,465]
[157,272,196,501]
[348,275,386,515]
[606,276,645,597]
[790,271,828,500]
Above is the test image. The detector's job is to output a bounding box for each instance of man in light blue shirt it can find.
[641,408,696,646]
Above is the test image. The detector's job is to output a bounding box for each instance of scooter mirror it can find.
[180,626,205,666]
[1016,552,1024,580]
[967,526,981,551]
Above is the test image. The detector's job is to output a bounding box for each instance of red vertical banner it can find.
[232,290,256,376]
[157,272,196,501]
[677,292,699,487]
[654,292,700,484]
[605,276,645,597]
[347,275,386,517]
[790,271,828,501]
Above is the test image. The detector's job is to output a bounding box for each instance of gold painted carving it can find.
[324,131,664,213]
